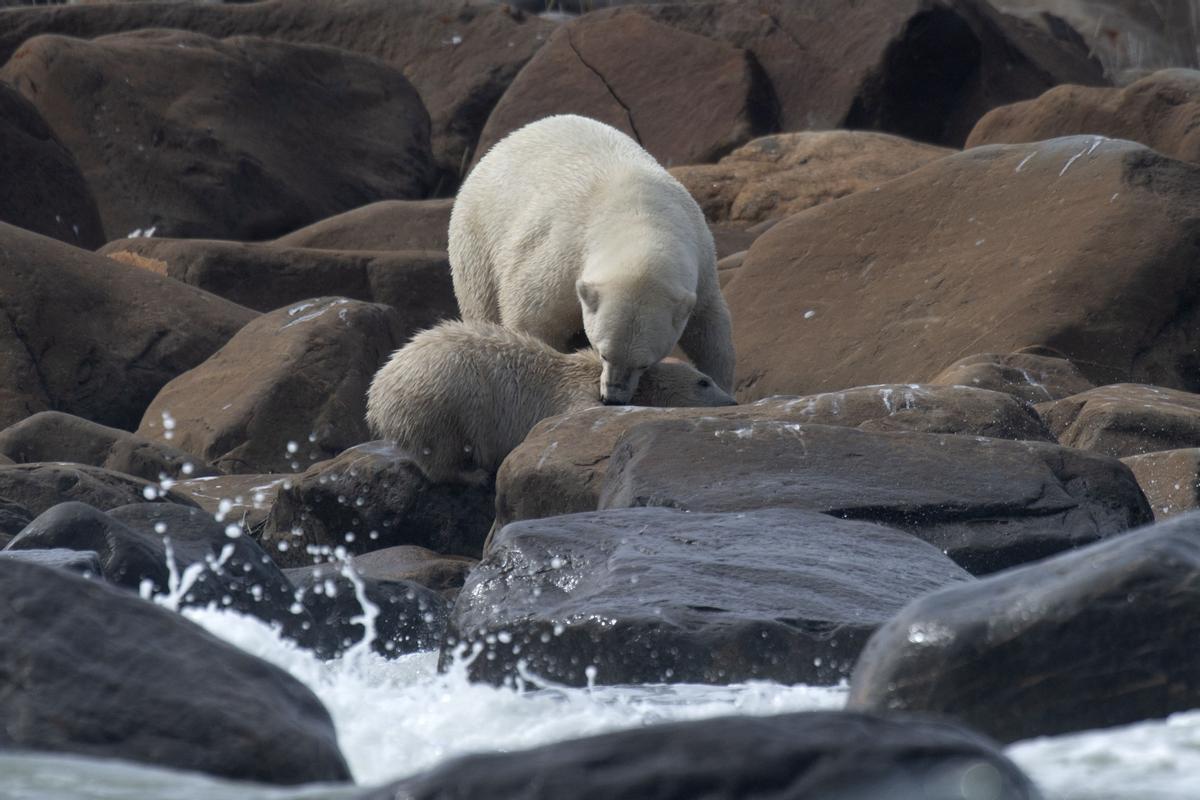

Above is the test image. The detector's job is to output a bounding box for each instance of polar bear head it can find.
[577,277,696,404]
[633,358,737,407]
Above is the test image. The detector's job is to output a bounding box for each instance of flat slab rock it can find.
[272,198,453,252]
[598,418,1151,575]
[0,462,197,518]
[495,386,1053,533]
[0,558,349,785]
[444,507,971,687]
[848,510,1200,744]
[929,350,1096,404]
[726,138,1200,400]
[363,709,1039,800]
[1036,383,1200,459]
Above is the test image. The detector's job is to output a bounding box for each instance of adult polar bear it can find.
[449,114,734,405]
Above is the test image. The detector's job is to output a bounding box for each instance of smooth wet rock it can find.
[445,507,971,687]
[171,474,290,530]
[0,558,349,784]
[287,544,476,599]
[0,547,102,576]
[1036,384,1200,459]
[930,351,1096,404]
[272,199,454,251]
[1122,448,1200,521]
[671,131,952,226]
[495,387,1055,533]
[0,221,256,430]
[138,298,406,474]
[475,11,771,169]
[102,239,458,322]
[1,29,434,240]
[0,498,33,542]
[967,70,1200,163]
[5,502,310,638]
[0,82,103,248]
[848,511,1200,744]
[287,563,448,658]
[0,463,197,518]
[726,139,1200,400]
[364,710,1039,800]
[261,442,494,568]
[598,419,1151,574]
[0,411,217,483]
[0,0,556,192]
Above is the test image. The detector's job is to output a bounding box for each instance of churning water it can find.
[1,599,1198,800]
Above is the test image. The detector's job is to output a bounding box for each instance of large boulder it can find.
[848,511,1200,744]
[4,501,310,638]
[102,239,457,320]
[446,507,971,687]
[287,544,476,599]
[0,463,197,518]
[725,139,1200,400]
[598,418,1151,574]
[967,70,1200,162]
[929,350,1096,403]
[474,11,773,168]
[0,82,103,248]
[364,710,1039,800]
[260,442,494,567]
[600,0,1103,148]
[495,387,1054,533]
[670,131,952,226]
[0,221,255,430]
[1122,449,1200,520]
[0,558,349,784]
[0,0,557,190]
[0,411,217,483]
[137,298,407,474]
[1,29,434,241]
[1036,384,1200,458]
[272,199,453,251]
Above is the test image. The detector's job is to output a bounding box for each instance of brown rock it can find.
[1122,449,1200,520]
[598,418,1151,574]
[0,221,255,431]
[967,70,1200,163]
[474,11,773,169]
[670,132,952,226]
[171,474,290,531]
[930,350,1096,404]
[287,544,475,599]
[495,386,1053,532]
[630,0,1103,147]
[725,139,1200,400]
[1036,384,1200,459]
[137,297,407,474]
[102,239,457,321]
[0,463,198,518]
[0,411,218,483]
[0,0,557,191]
[260,442,494,567]
[1,29,434,241]
[0,82,103,248]
[272,199,453,251]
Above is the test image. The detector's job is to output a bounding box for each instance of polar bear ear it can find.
[673,292,697,329]
[576,280,600,313]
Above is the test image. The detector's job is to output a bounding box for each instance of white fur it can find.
[449,114,735,404]
[365,320,735,484]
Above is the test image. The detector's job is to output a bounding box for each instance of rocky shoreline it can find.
[2,0,1199,797]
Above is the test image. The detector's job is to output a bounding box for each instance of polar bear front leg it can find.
[678,292,736,393]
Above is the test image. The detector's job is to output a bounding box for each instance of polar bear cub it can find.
[449,114,735,405]
[365,320,735,484]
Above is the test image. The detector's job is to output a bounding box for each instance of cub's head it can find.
[577,278,695,405]
[632,358,736,408]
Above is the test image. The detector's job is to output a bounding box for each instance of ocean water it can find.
[1,602,1198,799]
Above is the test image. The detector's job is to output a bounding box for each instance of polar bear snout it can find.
[601,383,635,405]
